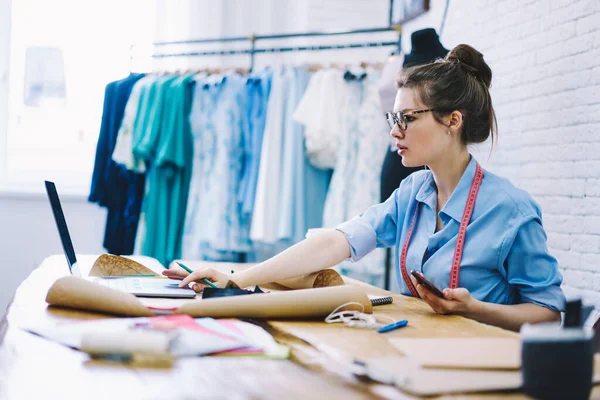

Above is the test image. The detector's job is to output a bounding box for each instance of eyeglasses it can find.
[385,109,437,131]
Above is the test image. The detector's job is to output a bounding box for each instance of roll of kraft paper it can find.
[174,285,372,319]
[46,276,372,318]
[275,269,344,289]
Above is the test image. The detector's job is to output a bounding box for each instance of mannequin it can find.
[378,28,449,290]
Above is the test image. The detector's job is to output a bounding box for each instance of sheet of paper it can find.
[212,320,289,359]
[22,315,248,356]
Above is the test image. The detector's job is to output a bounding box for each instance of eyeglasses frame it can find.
[385,109,440,131]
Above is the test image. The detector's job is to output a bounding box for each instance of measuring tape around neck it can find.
[400,163,484,298]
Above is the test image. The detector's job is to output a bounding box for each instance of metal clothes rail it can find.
[130,26,402,71]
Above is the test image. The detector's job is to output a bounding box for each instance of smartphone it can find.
[410,270,444,298]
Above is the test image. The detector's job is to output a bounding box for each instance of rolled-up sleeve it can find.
[504,215,566,312]
[336,188,403,262]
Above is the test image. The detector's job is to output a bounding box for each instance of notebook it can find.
[368,295,394,306]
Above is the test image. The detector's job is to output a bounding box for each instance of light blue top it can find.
[277,66,331,244]
[184,73,250,256]
[239,68,272,219]
[336,156,566,312]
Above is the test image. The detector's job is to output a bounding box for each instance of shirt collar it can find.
[415,172,436,206]
[415,156,479,222]
[441,156,478,222]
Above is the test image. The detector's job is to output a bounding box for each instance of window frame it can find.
[0,0,155,197]
[0,0,12,193]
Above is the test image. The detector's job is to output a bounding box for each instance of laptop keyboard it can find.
[96,278,142,292]
[92,277,195,298]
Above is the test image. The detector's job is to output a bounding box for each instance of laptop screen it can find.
[44,181,77,272]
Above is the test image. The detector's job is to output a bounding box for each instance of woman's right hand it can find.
[161,267,232,293]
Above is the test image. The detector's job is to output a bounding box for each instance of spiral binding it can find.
[370,296,394,306]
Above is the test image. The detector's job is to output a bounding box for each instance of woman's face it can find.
[390,88,453,168]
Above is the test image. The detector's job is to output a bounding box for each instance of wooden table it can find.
[0,255,597,399]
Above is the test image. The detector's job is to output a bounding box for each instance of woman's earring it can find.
[447,130,452,135]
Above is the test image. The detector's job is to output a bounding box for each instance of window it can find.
[0,0,155,195]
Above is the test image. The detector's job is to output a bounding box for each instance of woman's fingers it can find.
[190,283,202,293]
[162,269,189,280]
[178,268,220,288]
[410,275,453,314]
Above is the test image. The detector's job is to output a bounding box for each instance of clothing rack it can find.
[129,25,402,287]
[130,26,402,72]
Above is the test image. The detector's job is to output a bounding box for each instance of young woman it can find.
[165,44,565,332]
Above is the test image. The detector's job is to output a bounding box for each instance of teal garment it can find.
[129,77,158,170]
[134,75,195,266]
[134,76,178,163]
[160,74,195,265]
[133,76,178,264]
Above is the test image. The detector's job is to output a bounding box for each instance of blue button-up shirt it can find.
[337,156,565,312]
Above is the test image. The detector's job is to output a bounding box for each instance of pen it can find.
[377,319,408,333]
[176,262,219,289]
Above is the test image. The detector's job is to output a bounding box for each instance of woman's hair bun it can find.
[445,44,492,88]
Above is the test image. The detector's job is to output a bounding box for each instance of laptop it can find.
[44,180,196,299]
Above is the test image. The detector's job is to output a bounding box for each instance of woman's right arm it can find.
[172,230,351,290]
[233,230,351,287]
[168,179,412,291]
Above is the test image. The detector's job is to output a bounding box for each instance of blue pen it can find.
[377,319,408,333]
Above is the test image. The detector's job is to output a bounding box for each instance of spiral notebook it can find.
[368,295,394,306]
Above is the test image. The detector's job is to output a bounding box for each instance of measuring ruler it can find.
[400,163,484,297]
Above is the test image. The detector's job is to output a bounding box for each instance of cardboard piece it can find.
[365,354,600,396]
[45,276,372,318]
[365,357,522,396]
[387,337,522,370]
[89,254,157,277]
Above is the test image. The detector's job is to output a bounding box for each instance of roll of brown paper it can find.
[275,269,345,289]
[45,276,371,318]
[175,285,371,318]
[46,276,155,316]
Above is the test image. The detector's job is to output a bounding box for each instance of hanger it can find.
[308,63,323,72]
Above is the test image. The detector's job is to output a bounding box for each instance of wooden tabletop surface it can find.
[1,255,597,400]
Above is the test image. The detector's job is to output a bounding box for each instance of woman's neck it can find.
[428,149,471,200]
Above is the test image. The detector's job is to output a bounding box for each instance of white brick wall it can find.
[158,0,600,305]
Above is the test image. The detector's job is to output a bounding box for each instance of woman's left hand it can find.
[410,275,478,316]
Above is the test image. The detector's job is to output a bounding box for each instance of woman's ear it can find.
[447,111,464,135]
